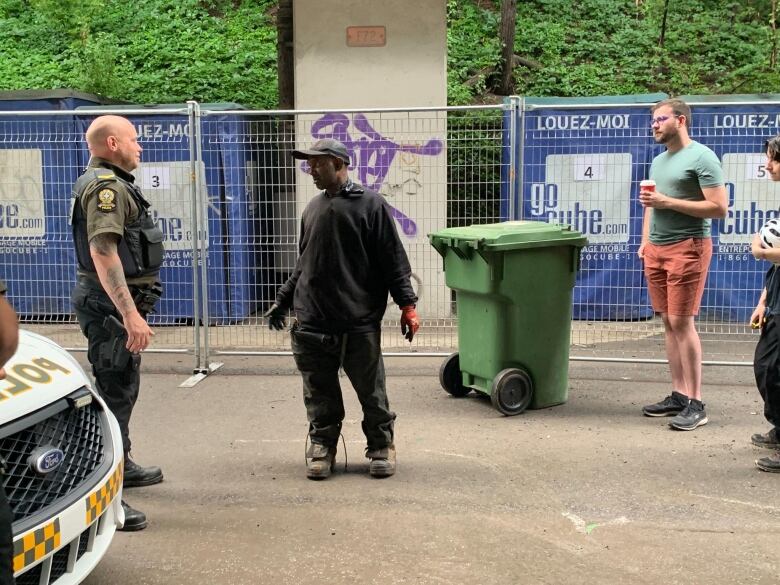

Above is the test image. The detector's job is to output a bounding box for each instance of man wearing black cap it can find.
[264,138,419,480]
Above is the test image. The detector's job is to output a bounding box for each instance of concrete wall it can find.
[292,0,450,319]
[293,0,446,109]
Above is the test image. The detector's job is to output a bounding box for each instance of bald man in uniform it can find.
[70,115,165,531]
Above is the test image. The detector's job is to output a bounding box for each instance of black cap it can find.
[292,138,351,165]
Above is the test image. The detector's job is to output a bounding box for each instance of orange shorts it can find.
[643,238,712,316]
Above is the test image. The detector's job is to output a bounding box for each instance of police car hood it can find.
[0,330,92,424]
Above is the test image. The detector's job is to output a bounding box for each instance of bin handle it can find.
[571,245,583,273]
[451,239,478,260]
[430,238,448,258]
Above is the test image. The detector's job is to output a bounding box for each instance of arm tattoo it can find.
[105,265,136,315]
[90,233,135,315]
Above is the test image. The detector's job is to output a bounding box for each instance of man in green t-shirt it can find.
[638,98,727,431]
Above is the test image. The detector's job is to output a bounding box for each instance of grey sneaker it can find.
[669,399,708,431]
[756,452,780,472]
[306,443,336,480]
[751,428,780,450]
[643,391,689,417]
[366,444,396,478]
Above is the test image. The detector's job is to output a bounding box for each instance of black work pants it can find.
[0,485,14,585]
[754,315,780,430]
[291,325,395,450]
[71,281,141,455]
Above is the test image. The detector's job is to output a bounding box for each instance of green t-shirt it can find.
[649,141,724,245]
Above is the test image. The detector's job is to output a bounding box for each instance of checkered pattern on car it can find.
[12,519,61,573]
[85,458,123,524]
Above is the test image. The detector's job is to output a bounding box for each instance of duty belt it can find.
[77,276,162,316]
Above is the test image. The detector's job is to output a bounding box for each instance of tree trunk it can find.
[497,0,517,95]
[276,0,294,109]
[658,0,669,48]
[772,0,777,69]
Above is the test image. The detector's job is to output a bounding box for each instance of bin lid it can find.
[429,221,588,252]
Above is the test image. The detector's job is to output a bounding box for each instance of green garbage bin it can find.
[429,221,587,416]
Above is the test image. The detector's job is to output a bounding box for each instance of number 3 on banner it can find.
[573,155,603,182]
[140,166,171,190]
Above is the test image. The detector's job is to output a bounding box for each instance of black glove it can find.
[263,303,287,331]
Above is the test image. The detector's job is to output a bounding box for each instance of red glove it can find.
[400,305,419,342]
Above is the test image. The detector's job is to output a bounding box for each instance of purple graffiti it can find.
[304,113,445,237]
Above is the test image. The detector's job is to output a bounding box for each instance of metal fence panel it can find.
[2,100,776,366]
[521,100,778,362]
[204,106,509,355]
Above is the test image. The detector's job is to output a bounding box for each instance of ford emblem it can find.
[28,446,65,475]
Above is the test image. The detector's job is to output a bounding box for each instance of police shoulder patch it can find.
[97,189,117,213]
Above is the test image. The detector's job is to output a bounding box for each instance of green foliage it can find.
[446,0,501,104]
[0,0,278,107]
[0,0,778,106]
[448,0,780,100]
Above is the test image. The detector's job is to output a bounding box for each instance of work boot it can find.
[124,455,164,488]
[642,391,689,417]
[751,427,780,450]
[306,443,336,480]
[756,452,780,473]
[367,444,396,478]
[119,500,148,531]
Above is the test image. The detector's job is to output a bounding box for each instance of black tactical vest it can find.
[71,166,165,278]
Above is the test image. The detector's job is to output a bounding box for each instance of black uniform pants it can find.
[71,281,141,455]
[291,325,395,450]
[0,485,14,585]
[754,315,780,430]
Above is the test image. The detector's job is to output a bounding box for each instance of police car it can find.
[1,330,124,584]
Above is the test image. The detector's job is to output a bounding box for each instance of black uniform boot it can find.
[119,500,148,531]
[124,455,164,488]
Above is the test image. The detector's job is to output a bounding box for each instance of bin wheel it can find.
[439,353,471,397]
[491,368,533,416]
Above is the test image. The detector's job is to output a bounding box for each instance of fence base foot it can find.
[179,362,224,388]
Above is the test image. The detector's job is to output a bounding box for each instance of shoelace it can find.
[677,404,694,417]
[303,432,348,471]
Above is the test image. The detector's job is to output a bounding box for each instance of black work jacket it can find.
[276,181,417,333]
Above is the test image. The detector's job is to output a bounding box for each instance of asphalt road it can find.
[82,355,778,585]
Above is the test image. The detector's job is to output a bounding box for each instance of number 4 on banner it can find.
[573,155,604,182]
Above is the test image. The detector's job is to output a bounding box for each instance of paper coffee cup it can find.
[640,179,656,192]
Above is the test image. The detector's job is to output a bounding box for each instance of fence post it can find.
[504,95,524,220]
[194,103,213,374]
[187,100,207,375]
[505,96,518,221]
[513,95,525,220]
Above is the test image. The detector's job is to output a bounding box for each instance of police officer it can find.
[265,139,419,480]
[0,279,19,584]
[70,115,165,531]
